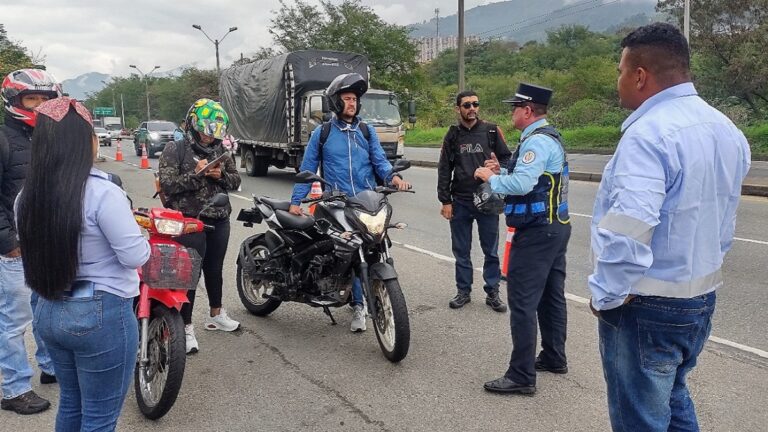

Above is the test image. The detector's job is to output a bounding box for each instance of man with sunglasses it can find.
[438,90,511,312]
[474,83,571,396]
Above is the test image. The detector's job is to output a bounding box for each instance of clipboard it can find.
[195,153,228,177]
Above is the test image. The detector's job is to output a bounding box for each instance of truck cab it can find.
[300,89,405,160]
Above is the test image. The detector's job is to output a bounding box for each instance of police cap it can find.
[502,83,553,106]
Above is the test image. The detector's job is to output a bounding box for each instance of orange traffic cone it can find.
[308,181,323,215]
[140,143,150,169]
[115,140,123,161]
[500,227,516,281]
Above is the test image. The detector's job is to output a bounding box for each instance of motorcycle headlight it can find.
[355,207,388,236]
[154,219,185,236]
[149,132,160,140]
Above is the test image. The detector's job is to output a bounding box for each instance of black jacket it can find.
[0,117,33,254]
[437,120,511,204]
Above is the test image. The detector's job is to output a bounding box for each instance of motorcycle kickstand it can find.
[322,306,337,325]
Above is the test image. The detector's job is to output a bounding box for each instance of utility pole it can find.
[684,0,690,42]
[458,0,465,92]
[192,24,238,74]
[435,8,440,60]
[129,65,160,121]
[120,93,125,127]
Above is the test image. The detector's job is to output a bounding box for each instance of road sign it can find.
[94,107,115,116]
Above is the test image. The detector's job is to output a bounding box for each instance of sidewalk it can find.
[405,147,768,197]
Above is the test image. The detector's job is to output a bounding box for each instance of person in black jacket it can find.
[0,68,61,415]
[437,91,512,312]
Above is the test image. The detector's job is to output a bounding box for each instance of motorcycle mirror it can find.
[210,193,230,207]
[391,159,411,173]
[295,170,326,184]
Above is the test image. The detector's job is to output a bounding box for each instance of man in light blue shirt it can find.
[475,83,571,396]
[589,23,751,432]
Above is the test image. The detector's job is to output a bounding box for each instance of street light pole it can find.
[192,24,238,74]
[458,0,465,92]
[684,0,690,42]
[129,65,160,121]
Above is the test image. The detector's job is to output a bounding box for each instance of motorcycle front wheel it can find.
[134,305,186,420]
[370,278,410,362]
[236,242,282,316]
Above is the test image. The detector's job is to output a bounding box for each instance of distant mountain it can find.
[61,72,110,100]
[409,0,660,42]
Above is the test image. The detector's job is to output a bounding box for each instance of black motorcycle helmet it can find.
[473,182,505,215]
[325,73,368,117]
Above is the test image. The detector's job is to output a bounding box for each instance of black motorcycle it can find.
[235,160,412,362]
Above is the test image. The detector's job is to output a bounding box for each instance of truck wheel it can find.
[244,149,258,176]
[245,149,269,177]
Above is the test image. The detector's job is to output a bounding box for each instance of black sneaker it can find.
[1,390,51,415]
[449,292,471,309]
[40,372,57,384]
[485,292,507,312]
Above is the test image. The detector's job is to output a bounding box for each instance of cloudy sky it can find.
[3,0,495,81]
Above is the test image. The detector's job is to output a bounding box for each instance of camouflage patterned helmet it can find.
[185,98,229,140]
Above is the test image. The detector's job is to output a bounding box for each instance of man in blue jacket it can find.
[589,23,750,431]
[289,73,410,332]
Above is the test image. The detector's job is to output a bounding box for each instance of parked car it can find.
[94,127,111,146]
[134,120,178,158]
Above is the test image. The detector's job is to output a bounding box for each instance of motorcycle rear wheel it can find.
[371,278,410,363]
[237,243,282,316]
[134,305,186,420]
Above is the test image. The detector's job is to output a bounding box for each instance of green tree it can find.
[266,0,419,97]
[657,0,768,117]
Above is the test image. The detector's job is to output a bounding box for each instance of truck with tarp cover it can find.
[219,50,407,177]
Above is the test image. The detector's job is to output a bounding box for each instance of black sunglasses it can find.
[461,101,480,109]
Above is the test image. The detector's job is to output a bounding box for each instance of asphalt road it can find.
[6,141,767,431]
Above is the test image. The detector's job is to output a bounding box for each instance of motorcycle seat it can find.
[260,197,291,211]
[275,209,315,230]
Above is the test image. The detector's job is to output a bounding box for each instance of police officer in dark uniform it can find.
[475,83,571,395]
[437,90,511,312]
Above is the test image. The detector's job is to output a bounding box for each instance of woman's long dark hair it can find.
[17,107,94,299]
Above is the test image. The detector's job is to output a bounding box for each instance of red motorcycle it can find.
[131,203,212,419]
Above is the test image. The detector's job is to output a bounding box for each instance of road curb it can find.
[409,160,768,197]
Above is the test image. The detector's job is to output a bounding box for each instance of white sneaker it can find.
[185,324,199,354]
[350,305,366,332]
[204,309,240,332]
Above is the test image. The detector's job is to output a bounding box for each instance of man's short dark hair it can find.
[519,102,547,116]
[456,90,478,106]
[621,22,690,84]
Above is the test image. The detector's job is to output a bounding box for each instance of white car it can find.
[94,127,111,146]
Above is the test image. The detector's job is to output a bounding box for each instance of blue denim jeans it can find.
[34,287,138,432]
[0,255,35,399]
[449,200,501,294]
[30,291,55,375]
[598,292,716,432]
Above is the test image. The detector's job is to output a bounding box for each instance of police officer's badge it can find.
[522,150,536,164]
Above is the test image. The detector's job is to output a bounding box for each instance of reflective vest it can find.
[503,125,570,229]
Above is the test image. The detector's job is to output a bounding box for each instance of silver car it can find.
[94,127,111,146]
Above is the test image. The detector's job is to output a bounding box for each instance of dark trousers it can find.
[449,199,501,295]
[176,217,231,325]
[505,222,571,385]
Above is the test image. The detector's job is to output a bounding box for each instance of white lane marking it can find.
[230,193,253,202]
[392,239,768,359]
[570,212,767,245]
[708,336,768,359]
